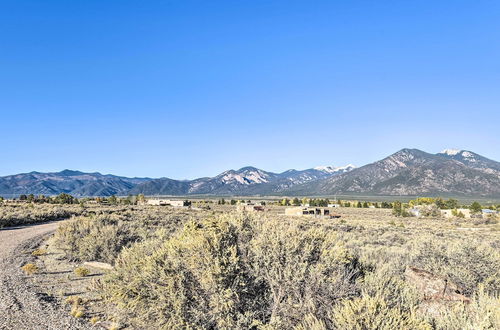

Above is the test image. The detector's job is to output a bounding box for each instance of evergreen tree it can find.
[470,202,482,214]
[445,199,459,210]
[280,198,290,206]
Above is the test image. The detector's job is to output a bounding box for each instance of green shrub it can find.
[74,267,90,277]
[331,295,431,329]
[250,216,362,326]
[70,306,85,318]
[432,286,500,329]
[102,216,260,328]
[65,295,83,306]
[410,238,500,295]
[54,215,143,263]
[102,213,363,329]
[360,264,420,311]
[293,314,327,330]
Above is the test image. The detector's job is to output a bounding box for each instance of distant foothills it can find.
[1,149,500,198]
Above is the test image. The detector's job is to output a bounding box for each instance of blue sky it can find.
[1,1,499,179]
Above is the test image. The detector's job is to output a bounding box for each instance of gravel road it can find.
[0,222,91,330]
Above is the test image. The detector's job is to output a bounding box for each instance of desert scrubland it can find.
[5,202,495,330]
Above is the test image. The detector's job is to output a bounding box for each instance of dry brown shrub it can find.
[21,263,39,275]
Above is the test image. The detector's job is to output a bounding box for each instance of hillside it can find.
[286,149,500,197]
[0,170,150,197]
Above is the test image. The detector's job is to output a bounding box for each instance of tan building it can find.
[441,209,472,219]
[237,204,265,212]
[285,207,340,218]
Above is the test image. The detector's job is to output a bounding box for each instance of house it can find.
[237,204,265,212]
[147,199,190,207]
[285,207,341,219]
[441,209,472,219]
[409,208,421,217]
[482,209,498,216]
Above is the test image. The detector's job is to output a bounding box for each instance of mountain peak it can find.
[389,148,428,161]
[58,169,85,176]
[396,148,424,154]
[237,166,261,172]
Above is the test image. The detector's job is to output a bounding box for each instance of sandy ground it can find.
[0,222,91,330]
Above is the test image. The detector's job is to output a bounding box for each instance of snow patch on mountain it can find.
[440,149,462,156]
[439,149,478,162]
[314,164,356,174]
[219,169,270,185]
[461,151,476,161]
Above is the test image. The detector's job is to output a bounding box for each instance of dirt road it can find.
[0,222,90,329]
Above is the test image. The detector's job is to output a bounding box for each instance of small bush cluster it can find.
[66,295,85,318]
[53,207,208,263]
[54,215,144,263]
[432,287,500,329]
[331,295,430,329]
[31,248,47,256]
[21,263,39,275]
[74,267,90,277]
[410,238,500,295]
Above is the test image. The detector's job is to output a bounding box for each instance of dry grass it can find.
[21,263,39,275]
[74,267,90,277]
[31,248,47,256]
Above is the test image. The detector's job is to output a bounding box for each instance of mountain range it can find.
[287,149,500,197]
[0,170,150,197]
[1,148,500,198]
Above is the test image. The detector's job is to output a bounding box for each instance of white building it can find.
[147,199,188,207]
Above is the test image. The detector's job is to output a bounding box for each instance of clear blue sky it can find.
[1,1,499,179]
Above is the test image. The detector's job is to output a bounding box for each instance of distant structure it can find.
[327,203,341,208]
[440,209,472,218]
[146,199,190,207]
[408,208,421,217]
[237,204,265,212]
[285,207,341,219]
[482,209,498,216]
